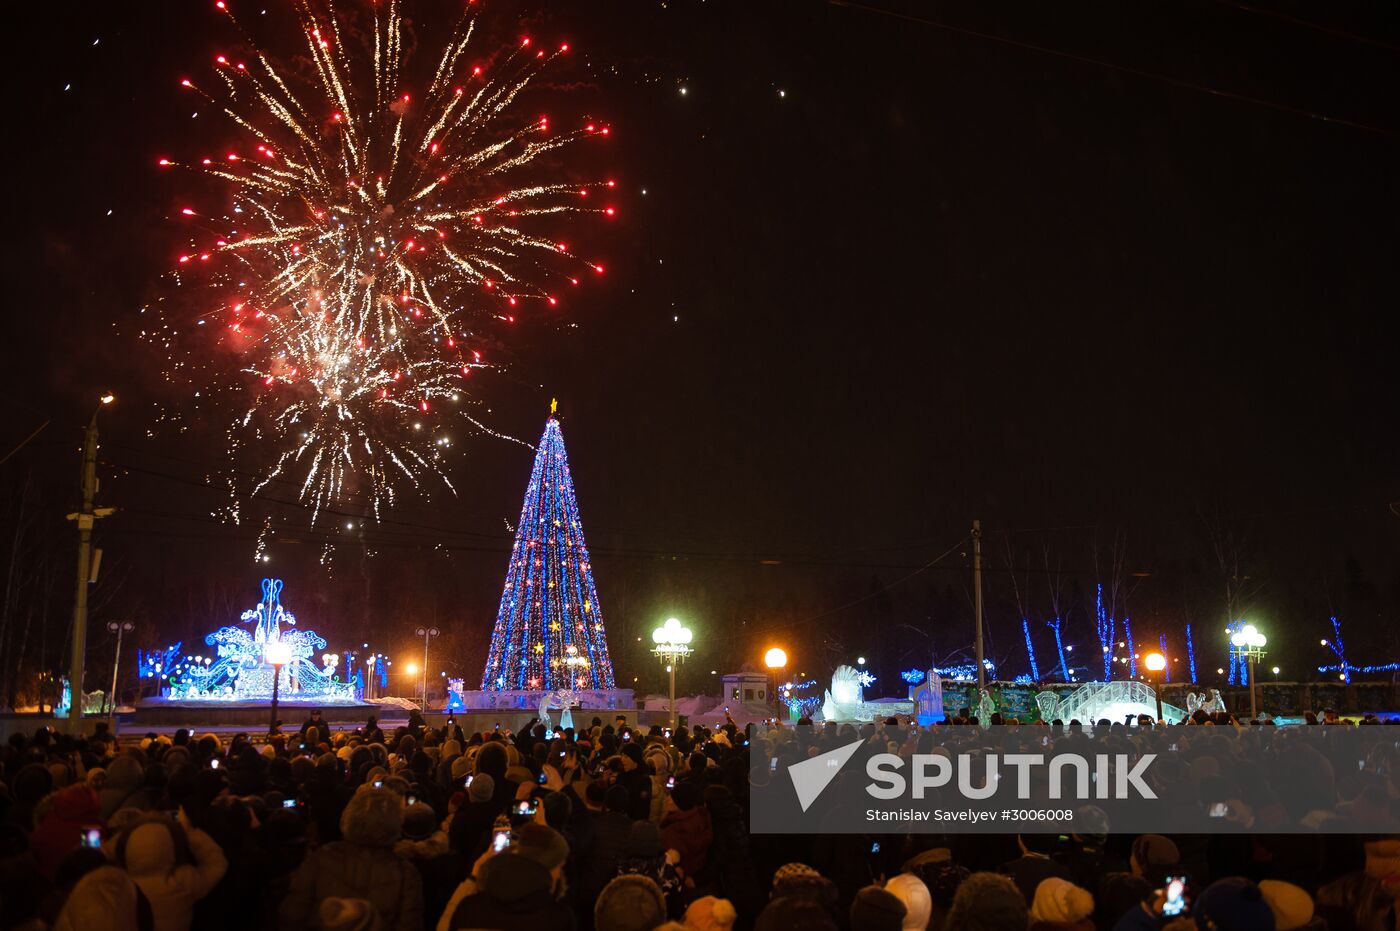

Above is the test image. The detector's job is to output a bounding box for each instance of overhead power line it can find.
[829,0,1400,139]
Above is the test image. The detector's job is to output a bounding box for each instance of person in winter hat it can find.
[596,874,667,931]
[660,781,712,881]
[943,872,1027,931]
[884,873,933,931]
[30,785,102,881]
[441,823,574,931]
[51,865,147,931]
[618,820,683,917]
[1028,877,1094,931]
[645,745,673,822]
[684,896,737,931]
[395,805,450,860]
[447,773,498,858]
[278,787,423,931]
[1192,877,1276,931]
[849,885,907,931]
[1257,880,1315,931]
[98,756,147,821]
[111,812,227,931]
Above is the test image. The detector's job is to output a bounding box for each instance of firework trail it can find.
[153,0,613,519]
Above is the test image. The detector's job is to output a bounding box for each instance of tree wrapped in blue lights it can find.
[1022,619,1040,680]
[1226,621,1248,685]
[1047,617,1069,681]
[1186,623,1198,683]
[481,411,617,692]
[1094,585,1115,680]
[1124,617,1137,677]
[1323,616,1350,684]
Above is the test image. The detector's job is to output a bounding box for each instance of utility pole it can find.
[973,519,985,689]
[65,397,116,733]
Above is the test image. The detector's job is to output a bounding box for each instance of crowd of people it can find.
[0,708,1395,931]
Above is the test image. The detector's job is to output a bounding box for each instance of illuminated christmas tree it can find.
[481,405,617,691]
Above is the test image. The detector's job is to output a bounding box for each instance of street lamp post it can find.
[652,617,693,729]
[265,640,292,737]
[106,621,134,722]
[414,627,440,710]
[1143,652,1166,723]
[1230,624,1268,721]
[65,393,116,733]
[764,648,788,718]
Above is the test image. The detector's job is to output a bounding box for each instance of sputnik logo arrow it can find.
[788,738,864,812]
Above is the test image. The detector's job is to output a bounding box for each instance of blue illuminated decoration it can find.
[1047,617,1068,681]
[1124,617,1136,678]
[1226,621,1247,686]
[163,579,357,703]
[1158,634,1171,683]
[1318,662,1400,675]
[1094,585,1115,680]
[481,412,617,692]
[900,669,926,685]
[778,679,821,718]
[1022,618,1040,680]
[1186,623,1198,684]
[1323,617,1350,684]
[1012,674,1035,685]
[935,659,995,682]
[138,643,182,681]
[446,677,466,711]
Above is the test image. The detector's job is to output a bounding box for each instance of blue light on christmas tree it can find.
[481,407,617,692]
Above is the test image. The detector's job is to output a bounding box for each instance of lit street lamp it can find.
[265,640,292,737]
[1143,651,1166,722]
[1230,624,1268,720]
[764,647,787,716]
[105,621,135,721]
[652,617,693,729]
[414,627,440,710]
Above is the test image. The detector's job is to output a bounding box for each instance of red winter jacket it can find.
[659,804,712,881]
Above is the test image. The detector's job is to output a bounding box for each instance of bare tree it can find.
[1043,539,1070,680]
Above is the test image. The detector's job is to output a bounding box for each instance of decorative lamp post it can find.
[1229,624,1268,720]
[105,621,135,722]
[764,647,788,716]
[652,617,693,729]
[265,640,292,737]
[1143,651,1166,723]
[414,627,440,710]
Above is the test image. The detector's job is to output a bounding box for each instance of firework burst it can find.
[154,0,613,519]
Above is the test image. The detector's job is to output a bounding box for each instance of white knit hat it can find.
[885,872,933,930]
[1029,877,1093,924]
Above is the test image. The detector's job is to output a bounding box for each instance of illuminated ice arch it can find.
[1045,679,1187,725]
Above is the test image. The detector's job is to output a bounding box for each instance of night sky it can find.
[5,0,1399,701]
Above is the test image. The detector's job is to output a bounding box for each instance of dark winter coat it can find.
[576,810,633,901]
[446,853,575,931]
[277,842,423,931]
